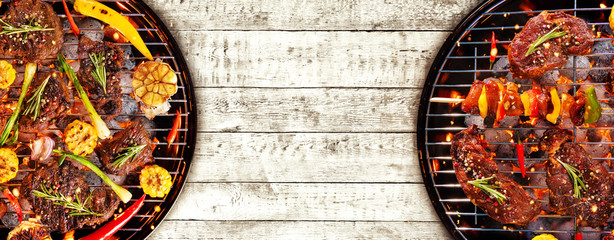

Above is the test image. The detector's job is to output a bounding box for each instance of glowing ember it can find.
[446,133,454,142]
[432,159,440,172]
[63,230,75,240]
[447,90,464,108]
[601,3,607,8]
[519,0,535,12]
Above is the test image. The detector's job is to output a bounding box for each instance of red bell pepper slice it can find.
[167,110,181,146]
[3,188,22,222]
[63,0,80,37]
[80,194,145,240]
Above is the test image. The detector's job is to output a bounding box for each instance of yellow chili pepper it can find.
[478,86,488,118]
[546,88,560,124]
[73,0,153,60]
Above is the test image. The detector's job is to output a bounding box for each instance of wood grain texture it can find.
[138,0,473,238]
[145,0,482,31]
[172,31,447,88]
[189,133,419,183]
[165,183,439,221]
[150,220,449,240]
[196,88,419,132]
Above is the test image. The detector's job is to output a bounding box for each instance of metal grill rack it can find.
[418,0,614,239]
[0,1,196,239]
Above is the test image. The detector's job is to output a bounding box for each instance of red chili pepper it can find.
[3,188,22,223]
[63,0,80,37]
[80,195,145,240]
[516,133,526,178]
[489,31,497,69]
[167,110,181,146]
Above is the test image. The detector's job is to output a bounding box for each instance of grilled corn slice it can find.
[0,148,18,184]
[140,164,172,198]
[64,120,98,156]
[0,60,16,89]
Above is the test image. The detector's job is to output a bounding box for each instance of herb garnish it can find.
[0,18,53,36]
[23,75,50,121]
[556,159,586,199]
[32,184,102,216]
[525,25,567,56]
[89,52,107,94]
[468,176,507,204]
[112,144,146,168]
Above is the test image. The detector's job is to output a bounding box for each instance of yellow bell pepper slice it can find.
[478,86,488,118]
[520,91,531,116]
[546,88,560,124]
[73,0,153,60]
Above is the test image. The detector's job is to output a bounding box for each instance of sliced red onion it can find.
[31,136,54,162]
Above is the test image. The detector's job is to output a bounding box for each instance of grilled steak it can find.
[538,128,614,227]
[450,125,540,225]
[80,187,121,227]
[95,120,154,175]
[508,11,593,79]
[20,161,119,233]
[77,37,124,119]
[18,71,71,139]
[0,0,64,63]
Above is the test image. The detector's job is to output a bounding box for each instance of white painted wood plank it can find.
[195,88,419,132]
[188,133,419,183]
[151,220,452,240]
[173,31,446,88]
[146,0,481,31]
[165,183,439,221]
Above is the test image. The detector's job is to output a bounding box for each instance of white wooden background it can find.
[143,0,484,239]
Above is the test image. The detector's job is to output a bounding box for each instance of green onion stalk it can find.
[0,63,37,146]
[54,149,132,203]
[57,54,110,139]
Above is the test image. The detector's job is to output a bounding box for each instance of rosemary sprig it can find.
[22,76,50,121]
[525,25,567,56]
[555,159,586,199]
[32,184,102,216]
[468,176,507,204]
[89,52,107,94]
[112,144,146,168]
[0,18,53,36]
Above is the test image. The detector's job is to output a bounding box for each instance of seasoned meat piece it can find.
[20,161,119,233]
[538,128,614,227]
[95,120,154,175]
[77,37,125,119]
[0,0,64,63]
[80,187,120,226]
[18,71,72,138]
[509,11,594,79]
[450,125,540,225]
[21,161,91,233]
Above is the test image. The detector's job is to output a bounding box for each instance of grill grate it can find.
[0,0,196,239]
[418,0,614,239]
